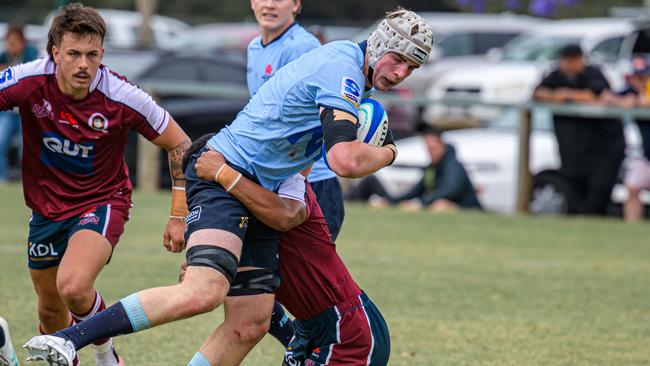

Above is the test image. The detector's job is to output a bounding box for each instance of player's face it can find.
[251,0,300,34]
[372,52,418,91]
[52,32,104,100]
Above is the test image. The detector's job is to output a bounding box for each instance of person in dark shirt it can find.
[603,54,650,221]
[356,126,482,212]
[533,44,625,215]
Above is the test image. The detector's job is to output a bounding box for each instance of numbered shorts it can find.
[283,292,390,366]
[28,204,130,269]
[184,146,281,292]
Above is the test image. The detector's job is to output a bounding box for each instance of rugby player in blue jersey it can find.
[244,0,321,348]
[24,9,433,366]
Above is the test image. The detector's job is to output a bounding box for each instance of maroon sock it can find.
[70,291,110,346]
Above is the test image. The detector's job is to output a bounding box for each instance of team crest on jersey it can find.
[32,99,54,120]
[262,64,274,81]
[88,112,109,133]
[341,77,360,108]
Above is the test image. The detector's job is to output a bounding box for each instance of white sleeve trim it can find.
[278,173,307,206]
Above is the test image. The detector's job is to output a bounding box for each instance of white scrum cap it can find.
[367,9,433,68]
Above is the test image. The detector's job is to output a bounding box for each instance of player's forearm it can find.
[224,173,305,231]
[167,139,192,187]
[327,141,394,178]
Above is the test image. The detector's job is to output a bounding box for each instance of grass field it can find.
[1,182,650,365]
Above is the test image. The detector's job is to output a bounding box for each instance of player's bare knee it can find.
[178,274,228,315]
[56,277,93,308]
[232,317,270,345]
[179,244,239,316]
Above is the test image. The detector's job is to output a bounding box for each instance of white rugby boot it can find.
[0,317,19,366]
[23,335,76,366]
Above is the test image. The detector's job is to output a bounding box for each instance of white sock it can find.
[92,339,119,366]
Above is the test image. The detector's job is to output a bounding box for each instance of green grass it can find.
[1,182,650,365]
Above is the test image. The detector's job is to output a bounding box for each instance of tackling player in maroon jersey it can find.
[188,148,390,365]
[0,4,191,365]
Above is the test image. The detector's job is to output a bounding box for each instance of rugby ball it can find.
[357,98,389,146]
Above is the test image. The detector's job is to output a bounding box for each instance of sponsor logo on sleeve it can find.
[341,77,361,108]
[0,68,14,85]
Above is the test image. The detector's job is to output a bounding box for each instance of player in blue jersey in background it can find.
[247,0,345,243]
[245,0,319,348]
[24,8,433,366]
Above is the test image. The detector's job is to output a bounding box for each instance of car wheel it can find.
[529,172,572,215]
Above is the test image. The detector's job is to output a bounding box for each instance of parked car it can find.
[171,22,259,62]
[43,9,190,50]
[125,53,249,188]
[423,17,643,124]
[370,108,649,215]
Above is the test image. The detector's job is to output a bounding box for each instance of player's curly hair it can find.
[47,3,106,58]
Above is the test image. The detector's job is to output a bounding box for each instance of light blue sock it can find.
[188,352,211,366]
[120,293,151,332]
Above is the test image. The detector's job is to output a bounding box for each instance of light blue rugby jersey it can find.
[247,22,320,96]
[208,40,366,191]
[246,23,335,183]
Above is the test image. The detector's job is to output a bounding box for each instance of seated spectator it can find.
[604,54,650,221]
[0,24,38,183]
[352,126,482,212]
[533,44,625,215]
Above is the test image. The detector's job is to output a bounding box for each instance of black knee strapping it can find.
[186,245,239,283]
[228,269,281,296]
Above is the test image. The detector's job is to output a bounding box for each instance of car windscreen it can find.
[502,35,581,62]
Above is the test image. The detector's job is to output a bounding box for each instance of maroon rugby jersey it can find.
[275,183,361,320]
[0,58,169,220]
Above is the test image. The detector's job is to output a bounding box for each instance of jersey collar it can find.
[261,22,298,48]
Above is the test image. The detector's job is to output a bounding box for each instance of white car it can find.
[375,109,647,215]
[43,9,190,50]
[376,109,558,214]
[423,18,637,123]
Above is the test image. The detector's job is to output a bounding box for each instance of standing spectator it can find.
[533,44,625,215]
[0,24,38,182]
[604,54,650,221]
[355,126,482,212]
